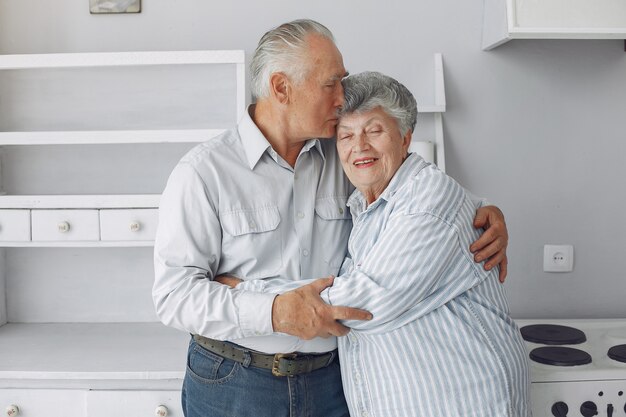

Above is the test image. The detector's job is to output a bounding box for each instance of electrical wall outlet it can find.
[543,244,574,272]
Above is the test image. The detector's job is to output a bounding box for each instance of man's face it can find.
[288,34,347,140]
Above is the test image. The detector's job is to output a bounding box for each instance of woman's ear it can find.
[269,72,290,104]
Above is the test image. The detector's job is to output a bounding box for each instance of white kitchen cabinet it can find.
[100,209,159,242]
[0,210,30,242]
[0,51,245,414]
[87,390,183,417]
[31,209,100,242]
[482,0,626,50]
[0,389,87,417]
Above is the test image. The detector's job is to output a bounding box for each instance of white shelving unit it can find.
[0,50,444,416]
[482,0,626,50]
[0,50,245,417]
[410,53,446,173]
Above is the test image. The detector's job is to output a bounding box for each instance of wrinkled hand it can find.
[214,274,243,288]
[470,205,509,283]
[272,276,372,339]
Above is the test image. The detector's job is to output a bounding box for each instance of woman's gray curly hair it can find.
[340,71,417,136]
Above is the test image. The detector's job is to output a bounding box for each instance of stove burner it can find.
[520,324,586,345]
[608,344,626,363]
[529,346,592,366]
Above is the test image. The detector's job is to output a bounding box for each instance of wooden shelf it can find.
[0,194,160,209]
[0,323,188,386]
[482,0,626,50]
[0,129,227,145]
[0,50,244,69]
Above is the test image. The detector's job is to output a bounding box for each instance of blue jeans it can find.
[182,337,350,417]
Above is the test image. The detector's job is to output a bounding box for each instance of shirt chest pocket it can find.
[220,206,282,279]
[314,197,352,270]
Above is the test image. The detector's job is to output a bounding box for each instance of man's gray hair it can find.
[340,71,418,136]
[250,19,335,100]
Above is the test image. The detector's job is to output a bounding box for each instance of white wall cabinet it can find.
[482,0,626,50]
[0,51,245,416]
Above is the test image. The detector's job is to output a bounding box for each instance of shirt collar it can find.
[238,105,326,170]
[238,105,272,170]
[347,153,424,215]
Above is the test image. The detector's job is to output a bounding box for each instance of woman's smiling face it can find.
[336,107,411,204]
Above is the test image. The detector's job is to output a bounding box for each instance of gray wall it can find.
[1,0,625,319]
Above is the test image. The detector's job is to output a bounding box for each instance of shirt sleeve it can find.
[153,162,276,340]
[320,208,485,335]
[236,255,355,294]
[465,189,489,208]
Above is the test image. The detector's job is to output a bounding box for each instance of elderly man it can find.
[153,19,509,417]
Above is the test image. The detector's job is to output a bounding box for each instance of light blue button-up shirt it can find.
[153,106,353,353]
[239,154,530,416]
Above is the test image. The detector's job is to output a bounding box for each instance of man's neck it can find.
[251,101,306,168]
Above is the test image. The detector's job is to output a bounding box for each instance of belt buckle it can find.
[272,352,297,377]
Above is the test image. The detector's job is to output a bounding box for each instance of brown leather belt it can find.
[193,335,337,377]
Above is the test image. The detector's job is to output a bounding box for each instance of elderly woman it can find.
[237,71,530,416]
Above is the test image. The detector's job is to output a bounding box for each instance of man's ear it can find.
[402,130,412,153]
[269,72,290,104]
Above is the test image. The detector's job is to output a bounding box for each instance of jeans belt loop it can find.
[242,350,252,368]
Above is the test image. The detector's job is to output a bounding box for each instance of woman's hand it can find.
[470,205,508,283]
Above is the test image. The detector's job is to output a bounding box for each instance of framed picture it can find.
[90,0,141,14]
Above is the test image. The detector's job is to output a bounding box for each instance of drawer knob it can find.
[5,405,19,417]
[129,222,141,232]
[155,405,168,417]
[57,221,71,233]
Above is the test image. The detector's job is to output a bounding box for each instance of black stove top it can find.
[608,344,626,363]
[529,346,592,366]
[520,324,587,345]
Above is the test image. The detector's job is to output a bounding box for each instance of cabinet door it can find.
[0,210,30,242]
[31,209,100,241]
[0,389,86,417]
[87,390,182,417]
[99,209,158,241]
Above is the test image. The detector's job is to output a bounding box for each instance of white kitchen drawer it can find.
[87,390,182,417]
[0,210,30,242]
[0,389,86,417]
[31,209,100,241]
[99,209,158,241]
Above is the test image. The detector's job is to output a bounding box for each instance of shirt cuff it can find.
[238,291,276,337]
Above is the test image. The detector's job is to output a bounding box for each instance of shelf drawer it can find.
[31,209,100,241]
[100,209,158,241]
[0,389,86,417]
[87,390,182,417]
[0,210,30,241]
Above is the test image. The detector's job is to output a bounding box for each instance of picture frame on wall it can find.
[90,0,141,14]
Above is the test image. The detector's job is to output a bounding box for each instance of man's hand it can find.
[470,205,508,283]
[214,274,243,288]
[272,276,372,339]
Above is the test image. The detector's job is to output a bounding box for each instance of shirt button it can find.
[339,207,344,214]
[248,221,256,229]
[297,212,305,219]
[302,249,309,257]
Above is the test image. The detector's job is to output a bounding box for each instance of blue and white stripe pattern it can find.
[326,153,530,417]
[238,153,530,416]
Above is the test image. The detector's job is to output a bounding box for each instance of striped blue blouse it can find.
[240,153,531,417]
